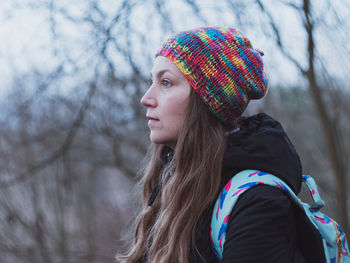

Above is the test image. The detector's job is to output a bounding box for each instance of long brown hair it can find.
[121,89,228,263]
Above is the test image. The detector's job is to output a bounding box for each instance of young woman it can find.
[121,27,312,263]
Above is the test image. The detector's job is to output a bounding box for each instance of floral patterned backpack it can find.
[211,169,350,263]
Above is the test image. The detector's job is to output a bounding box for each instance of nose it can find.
[141,86,157,107]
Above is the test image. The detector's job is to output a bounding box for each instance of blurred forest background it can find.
[0,0,349,262]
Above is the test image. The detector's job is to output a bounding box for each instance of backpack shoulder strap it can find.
[210,170,350,262]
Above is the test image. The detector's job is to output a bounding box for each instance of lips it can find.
[146,116,159,121]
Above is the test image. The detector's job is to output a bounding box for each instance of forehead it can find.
[151,56,184,78]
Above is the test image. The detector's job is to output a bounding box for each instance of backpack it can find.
[210,169,350,262]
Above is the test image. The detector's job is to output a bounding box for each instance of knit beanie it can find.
[156,27,268,128]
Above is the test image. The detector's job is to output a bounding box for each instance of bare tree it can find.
[0,0,349,261]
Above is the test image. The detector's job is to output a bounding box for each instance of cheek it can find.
[164,97,188,126]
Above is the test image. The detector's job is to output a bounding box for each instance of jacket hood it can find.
[222,113,302,194]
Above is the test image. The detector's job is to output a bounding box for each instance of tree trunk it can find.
[303,0,349,235]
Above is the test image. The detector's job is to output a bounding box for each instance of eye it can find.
[162,79,172,88]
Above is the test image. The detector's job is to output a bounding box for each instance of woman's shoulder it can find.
[229,184,294,222]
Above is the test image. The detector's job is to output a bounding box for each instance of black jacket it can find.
[189,113,323,263]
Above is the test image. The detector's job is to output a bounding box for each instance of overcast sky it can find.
[0,0,349,99]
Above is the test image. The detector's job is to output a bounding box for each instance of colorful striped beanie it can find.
[156,27,268,128]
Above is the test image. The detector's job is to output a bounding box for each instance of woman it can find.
[121,27,311,263]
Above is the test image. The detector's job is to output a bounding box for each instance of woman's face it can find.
[141,56,191,148]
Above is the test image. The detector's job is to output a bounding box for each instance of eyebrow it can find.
[151,69,180,80]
